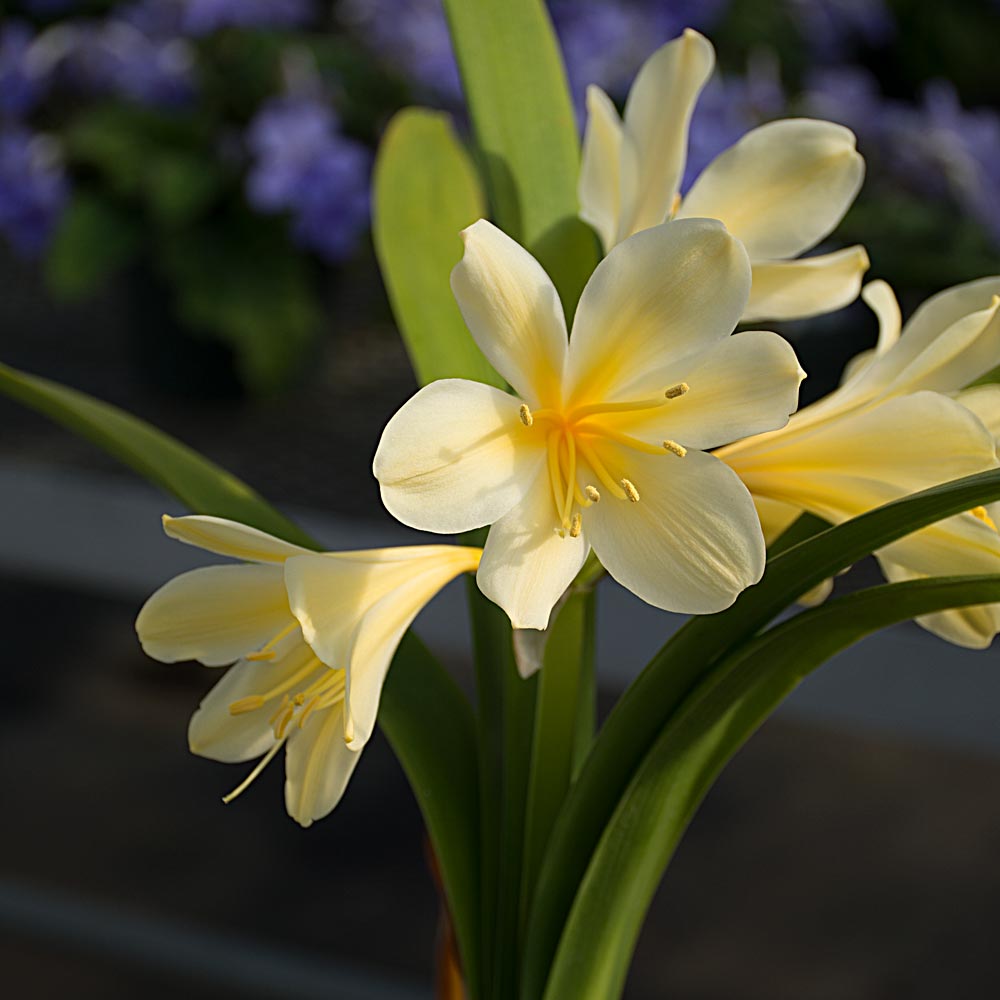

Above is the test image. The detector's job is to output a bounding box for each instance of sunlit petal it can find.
[567,218,750,403]
[477,472,588,630]
[586,447,764,614]
[677,119,864,259]
[136,563,291,666]
[450,219,568,403]
[374,378,545,533]
[744,246,869,323]
[579,85,627,254]
[618,28,715,241]
[162,514,311,563]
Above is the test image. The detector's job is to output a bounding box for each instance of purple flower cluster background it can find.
[1,0,999,265]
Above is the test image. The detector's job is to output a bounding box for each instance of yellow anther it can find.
[293,692,306,706]
[972,505,998,531]
[664,382,689,399]
[621,478,640,503]
[245,650,276,662]
[585,485,601,503]
[245,620,299,661]
[663,440,687,457]
[570,513,582,538]
[519,403,533,427]
[669,191,682,218]
[228,695,265,716]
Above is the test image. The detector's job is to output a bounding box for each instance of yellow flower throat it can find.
[519,381,690,537]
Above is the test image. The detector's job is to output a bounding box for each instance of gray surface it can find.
[2,457,998,756]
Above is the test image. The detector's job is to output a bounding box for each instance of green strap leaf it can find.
[372,108,503,388]
[0,363,482,983]
[441,0,598,313]
[523,469,1000,996]
[544,574,1000,998]
[0,361,312,546]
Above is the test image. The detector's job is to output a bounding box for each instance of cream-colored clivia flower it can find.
[579,28,868,322]
[136,515,481,826]
[374,218,805,630]
[718,277,1000,648]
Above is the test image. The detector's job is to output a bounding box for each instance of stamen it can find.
[228,695,265,716]
[972,505,998,531]
[664,382,689,399]
[547,429,566,521]
[561,432,577,526]
[621,478,640,503]
[245,619,300,661]
[585,485,601,503]
[570,513,582,538]
[567,382,689,421]
[519,403,533,427]
[663,440,687,457]
[268,695,290,726]
[576,422,672,455]
[669,192,682,218]
[222,739,285,804]
[575,438,627,500]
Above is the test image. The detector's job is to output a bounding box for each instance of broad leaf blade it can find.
[524,470,1000,996]
[373,108,502,389]
[441,0,598,313]
[544,574,1000,998]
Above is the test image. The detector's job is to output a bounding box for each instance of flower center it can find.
[519,382,690,536]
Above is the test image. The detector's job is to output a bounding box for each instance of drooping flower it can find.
[136,514,481,826]
[718,277,1000,648]
[374,218,805,630]
[578,29,869,322]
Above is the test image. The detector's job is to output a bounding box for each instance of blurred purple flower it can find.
[181,0,318,35]
[246,97,370,262]
[682,58,784,191]
[0,127,68,256]
[0,20,48,119]
[788,0,894,60]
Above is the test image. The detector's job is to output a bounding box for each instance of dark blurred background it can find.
[1,0,999,996]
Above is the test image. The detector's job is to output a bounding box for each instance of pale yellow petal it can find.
[374,378,545,534]
[798,577,835,608]
[284,702,362,827]
[902,275,1000,349]
[567,218,750,405]
[450,219,568,404]
[284,547,480,748]
[136,564,291,666]
[579,85,626,254]
[677,118,864,259]
[744,246,869,323]
[957,384,1000,442]
[841,279,902,384]
[755,494,804,547]
[612,330,805,451]
[880,556,1000,650]
[187,639,321,762]
[618,28,715,241]
[727,392,997,524]
[162,515,311,563]
[586,447,765,614]
[476,473,588,631]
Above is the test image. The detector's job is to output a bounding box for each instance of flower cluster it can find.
[245,96,371,263]
[137,28,1000,829]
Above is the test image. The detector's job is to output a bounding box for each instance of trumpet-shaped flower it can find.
[374,218,805,630]
[718,277,1000,648]
[578,28,869,322]
[135,515,481,825]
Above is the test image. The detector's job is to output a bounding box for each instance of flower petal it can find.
[285,547,481,748]
[879,556,1000,650]
[374,378,545,533]
[677,119,864,259]
[136,563,291,666]
[615,330,805,451]
[579,85,627,254]
[743,246,869,323]
[449,220,568,403]
[902,275,1000,349]
[618,29,715,241]
[284,702,362,828]
[187,639,321,763]
[957,384,1000,441]
[567,218,750,404]
[586,447,765,614]
[841,279,902,384]
[162,515,311,563]
[755,494,804,546]
[726,392,998,524]
[476,472,588,630]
